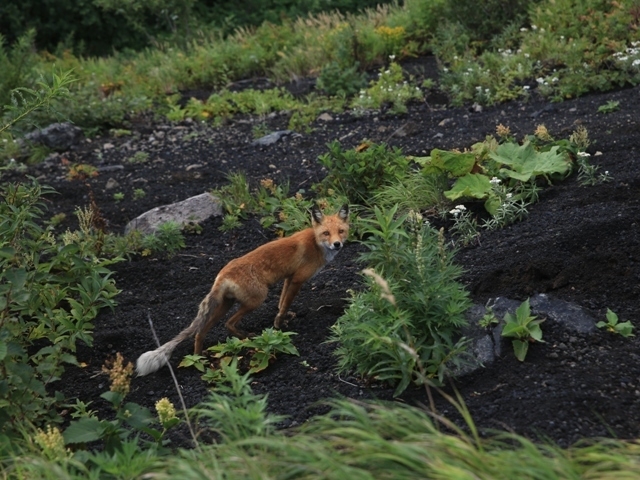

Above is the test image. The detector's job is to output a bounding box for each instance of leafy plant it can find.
[0,179,120,436]
[351,61,423,114]
[245,328,299,373]
[596,309,634,338]
[479,304,499,329]
[449,204,480,246]
[1,67,75,135]
[140,221,185,255]
[191,327,299,375]
[128,151,149,164]
[598,100,620,114]
[317,61,367,98]
[575,151,612,186]
[133,188,146,200]
[63,353,180,454]
[317,141,410,205]
[191,358,284,441]
[331,206,471,395]
[501,299,544,361]
[489,141,571,183]
[113,192,125,202]
[67,163,98,181]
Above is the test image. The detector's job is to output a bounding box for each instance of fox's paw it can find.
[274,311,296,329]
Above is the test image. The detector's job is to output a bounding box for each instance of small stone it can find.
[105,178,120,190]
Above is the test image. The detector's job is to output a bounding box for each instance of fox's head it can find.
[311,204,350,262]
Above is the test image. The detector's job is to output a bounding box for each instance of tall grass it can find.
[9,399,640,479]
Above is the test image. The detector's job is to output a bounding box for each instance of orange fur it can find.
[136,204,349,376]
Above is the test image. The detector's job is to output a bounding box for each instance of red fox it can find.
[136,204,349,376]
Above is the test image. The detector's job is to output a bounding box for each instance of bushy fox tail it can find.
[136,292,218,376]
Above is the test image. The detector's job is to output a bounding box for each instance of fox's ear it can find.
[311,204,324,225]
[338,204,349,221]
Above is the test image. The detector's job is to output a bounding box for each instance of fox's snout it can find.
[332,241,343,250]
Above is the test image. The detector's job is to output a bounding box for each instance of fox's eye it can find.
[339,229,345,234]
[323,231,330,236]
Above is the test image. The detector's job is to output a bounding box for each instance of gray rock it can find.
[125,193,222,235]
[25,122,83,151]
[251,130,293,146]
[456,294,597,376]
[530,293,597,333]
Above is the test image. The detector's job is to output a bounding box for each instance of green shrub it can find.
[330,206,471,395]
[316,61,367,97]
[192,358,284,441]
[140,221,185,256]
[0,30,40,109]
[351,61,423,114]
[442,0,535,43]
[0,179,120,436]
[317,141,410,205]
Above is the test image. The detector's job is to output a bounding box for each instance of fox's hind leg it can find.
[225,284,269,338]
[194,296,234,354]
[274,280,303,329]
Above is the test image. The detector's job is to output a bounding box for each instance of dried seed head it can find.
[102,352,133,397]
[496,123,511,138]
[534,124,553,142]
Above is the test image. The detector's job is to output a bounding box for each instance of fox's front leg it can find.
[274,278,301,329]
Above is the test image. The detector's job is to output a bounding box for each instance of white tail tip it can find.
[136,349,170,376]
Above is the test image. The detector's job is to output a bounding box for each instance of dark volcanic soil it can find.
[13,56,640,449]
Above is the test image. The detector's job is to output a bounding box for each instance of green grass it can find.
[3,0,638,136]
[8,399,640,479]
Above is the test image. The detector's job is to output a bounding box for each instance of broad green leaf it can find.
[101,390,124,405]
[529,324,544,342]
[615,321,635,337]
[606,308,619,325]
[122,402,154,429]
[5,268,27,290]
[63,417,105,444]
[515,298,532,321]
[0,247,16,259]
[491,142,570,182]
[484,194,502,216]
[444,173,493,201]
[512,340,529,361]
[0,341,6,361]
[423,149,477,177]
[501,322,522,338]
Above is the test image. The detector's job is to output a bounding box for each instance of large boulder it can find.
[125,192,223,235]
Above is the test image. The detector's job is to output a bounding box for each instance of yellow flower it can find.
[155,397,177,425]
[102,352,133,397]
[534,124,553,142]
[34,425,69,460]
[374,26,405,39]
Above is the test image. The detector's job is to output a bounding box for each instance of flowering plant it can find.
[351,59,423,114]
